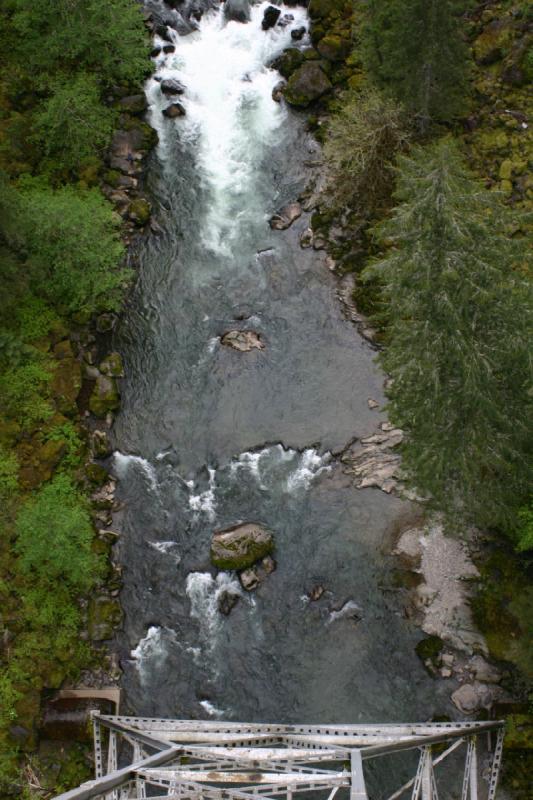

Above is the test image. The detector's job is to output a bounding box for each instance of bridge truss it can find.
[53,716,505,800]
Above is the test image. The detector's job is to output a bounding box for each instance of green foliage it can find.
[45,422,84,469]
[323,87,410,216]
[18,182,127,313]
[361,0,469,130]
[0,445,18,501]
[15,474,101,592]
[33,74,116,176]
[364,139,532,530]
[11,0,149,86]
[516,503,533,553]
[0,359,53,427]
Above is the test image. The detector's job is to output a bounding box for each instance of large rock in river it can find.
[224,0,251,23]
[211,523,274,570]
[284,62,332,107]
[221,330,264,352]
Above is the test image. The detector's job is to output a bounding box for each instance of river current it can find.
[112,0,451,739]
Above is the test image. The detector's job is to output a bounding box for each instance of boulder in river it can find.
[160,78,186,95]
[221,330,264,352]
[272,80,285,102]
[163,102,186,118]
[210,523,274,570]
[269,202,302,230]
[284,62,332,108]
[224,0,251,23]
[291,26,306,41]
[162,44,176,54]
[217,589,240,616]
[262,6,281,30]
[239,567,260,591]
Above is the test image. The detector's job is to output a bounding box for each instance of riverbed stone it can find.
[89,375,120,418]
[99,352,125,378]
[316,34,351,62]
[284,62,332,107]
[451,681,498,714]
[239,567,260,591]
[118,94,148,115]
[225,0,251,23]
[160,78,186,95]
[210,523,274,570]
[88,597,123,641]
[272,48,305,79]
[262,6,281,30]
[217,589,240,615]
[128,198,152,226]
[221,330,264,352]
[269,202,302,230]
[163,102,186,119]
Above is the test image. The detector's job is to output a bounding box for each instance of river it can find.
[111,0,451,737]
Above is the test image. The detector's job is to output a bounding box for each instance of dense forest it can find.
[0,0,531,797]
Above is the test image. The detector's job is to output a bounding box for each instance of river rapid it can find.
[111,0,452,738]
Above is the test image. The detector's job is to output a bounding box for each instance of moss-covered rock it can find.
[87,596,123,641]
[415,635,443,674]
[99,352,124,378]
[85,462,109,485]
[284,62,332,108]
[118,94,147,115]
[128,197,151,226]
[473,19,514,66]
[272,48,306,79]
[51,355,82,417]
[210,523,274,570]
[17,437,67,490]
[88,375,120,418]
[316,34,351,62]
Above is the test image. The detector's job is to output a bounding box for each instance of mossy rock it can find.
[51,355,82,417]
[122,117,159,151]
[118,95,147,115]
[128,198,151,226]
[88,596,123,641]
[210,523,274,570]
[272,48,305,79]
[89,375,120,418]
[17,437,67,490]
[85,462,109,485]
[99,352,124,378]
[284,62,333,108]
[316,34,351,62]
[308,0,340,21]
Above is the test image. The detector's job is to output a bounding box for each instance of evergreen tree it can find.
[361,0,469,131]
[364,139,532,531]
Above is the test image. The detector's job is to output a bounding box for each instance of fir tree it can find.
[364,139,532,531]
[361,0,469,131]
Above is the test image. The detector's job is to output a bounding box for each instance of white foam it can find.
[200,699,225,717]
[146,2,309,256]
[113,451,158,492]
[286,448,331,492]
[328,601,363,625]
[131,626,178,686]
[149,541,181,562]
[186,571,242,644]
[188,466,217,520]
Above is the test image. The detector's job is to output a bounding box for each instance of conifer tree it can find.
[361,0,469,131]
[364,140,532,531]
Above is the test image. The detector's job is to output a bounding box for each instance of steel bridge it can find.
[53,716,505,800]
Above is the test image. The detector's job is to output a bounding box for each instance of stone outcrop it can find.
[262,6,281,30]
[224,0,251,24]
[210,523,274,570]
[284,62,332,107]
[163,102,186,118]
[160,78,186,95]
[221,330,264,352]
[269,202,302,230]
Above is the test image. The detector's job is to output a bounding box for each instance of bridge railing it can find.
[51,715,505,800]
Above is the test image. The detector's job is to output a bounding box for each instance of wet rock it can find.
[217,589,240,615]
[86,463,109,485]
[316,34,351,62]
[278,14,294,28]
[284,62,332,107]
[271,48,305,79]
[469,655,502,684]
[367,398,379,409]
[269,202,302,230]
[99,352,125,378]
[239,567,260,591]
[155,23,173,42]
[210,523,274,570]
[224,0,251,23]
[128,198,152,226]
[88,596,123,641]
[91,430,112,459]
[309,584,325,601]
[451,682,502,714]
[272,80,286,102]
[160,78,186,95]
[162,44,176,54]
[261,555,276,574]
[291,26,306,41]
[221,330,264,352]
[342,422,403,494]
[163,102,186,118]
[151,46,162,58]
[96,313,117,333]
[262,5,281,30]
[118,95,148,115]
[89,375,121,418]
[300,227,313,248]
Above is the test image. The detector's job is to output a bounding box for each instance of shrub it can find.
[15,474,101,592]
[323,87,410,216]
